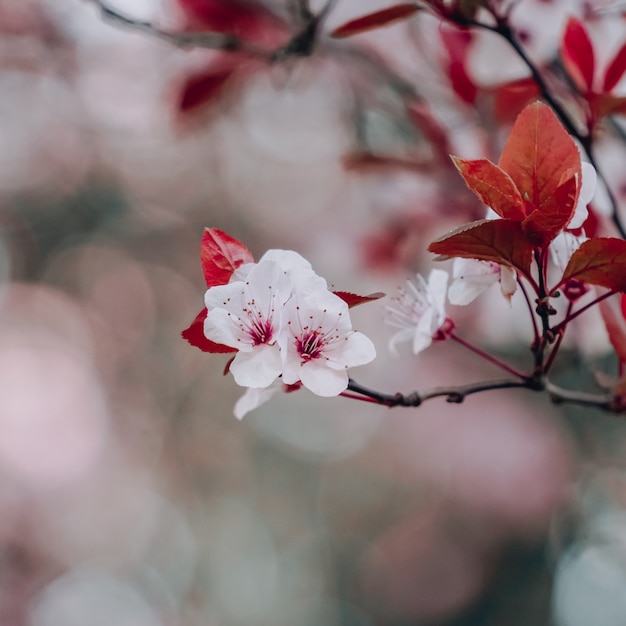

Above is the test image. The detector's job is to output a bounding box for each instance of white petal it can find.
[233,384,280,420]
[568,163,597,229]
[413,305,437,354]
[388,327,417,355]
[499,266,518,301]
[204,307,251,349]
[412,328,434,355]
[550,232,587,273]
[324,331,377,369]
[299,362,349,396]
[427,269,449,318]
[448,259,499,305]
[229,344,283,388]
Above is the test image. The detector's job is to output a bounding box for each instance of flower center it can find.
[296,330,326,361]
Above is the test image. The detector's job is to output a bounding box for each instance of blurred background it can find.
[2,0,626,624]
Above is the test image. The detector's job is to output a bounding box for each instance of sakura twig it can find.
[518,279,540,343]
[346,377,530,407]
[85,0,256,53]
[449,332,528,379]
[346,377,626,413]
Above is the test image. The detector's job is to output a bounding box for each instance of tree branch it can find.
[346,376,626,413]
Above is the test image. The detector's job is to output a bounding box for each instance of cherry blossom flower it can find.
[385,269,451,355]
[448,258,517,306]
[204,257,294,388]
[279,291,376,396]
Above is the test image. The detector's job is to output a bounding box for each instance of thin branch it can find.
[85,0,261,53]
[346,377,626,413]
[346,377,530,407]
[552,290,615,333]
[450,332,528,379]
[518,279,540,343]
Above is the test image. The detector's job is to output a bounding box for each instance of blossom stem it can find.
[552,290,616,333]
[518,279,540,344]
[543,302,572,374]
[449,332,528,379]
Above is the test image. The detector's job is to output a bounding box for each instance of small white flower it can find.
[448,258,517,305]
[385,268,450,355]
[279,291,376,397]
[204,259,294,388]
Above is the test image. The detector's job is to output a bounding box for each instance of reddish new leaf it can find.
[603,41,626,92]
[451,157,526,220]
[561,17,595,93]
[590,93,626,119]
[521,175,578,247]
[439,27,476,104]
[330,4,420,38]
[492,77,540,124]
[182,308,237,353]
[560,237,626,292]
[428,219,533,277]
[201,227,255,288]
[334,291,385,307]
[498,101,581,217]
[178,64,239,113]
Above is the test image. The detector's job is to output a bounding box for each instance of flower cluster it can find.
[385,102,599,356]
[184,232,376,418]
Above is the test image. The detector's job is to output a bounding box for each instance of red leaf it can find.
[182,308,237,353]
[521,175,578,247]
[560,237,626,292]
[492,77,540,124]
[333,291,385,307]
[201,227,255,288]
[589,93,626,119]
[428,219,533,277]
[498,101,581,219]
[603,41,626,92]
[598,295,626,365]
[561,17,595,93]
[178,63,239,113]
[451,157,526,220]
[330,4,420,38]
[439,27,476,104]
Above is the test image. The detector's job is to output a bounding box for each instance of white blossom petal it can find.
[385,269,449,355]
[229,343,283,388]
[233,384,281,419]
[550,232,588,273]
[299,362,349,397]
[568,162,597,229]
